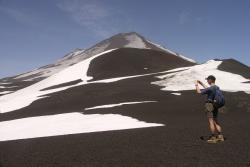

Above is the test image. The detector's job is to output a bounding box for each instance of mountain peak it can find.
[95,31,148,50]
[116,31,142,37]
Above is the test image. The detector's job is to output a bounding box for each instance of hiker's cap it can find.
[206,75,216,81]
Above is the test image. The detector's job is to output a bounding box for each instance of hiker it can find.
[195,75,225,143]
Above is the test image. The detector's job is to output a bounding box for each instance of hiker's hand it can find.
[195,80,199,85]
[197,80,202,84]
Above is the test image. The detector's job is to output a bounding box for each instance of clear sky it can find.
[0,0,250,78]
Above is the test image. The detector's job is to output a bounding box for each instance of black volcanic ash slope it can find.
[87,48,195,80]
[218,59,250,79]
[1,74,250,167]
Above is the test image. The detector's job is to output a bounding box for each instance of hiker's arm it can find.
[195,80,202,94]
[198,80,208,88]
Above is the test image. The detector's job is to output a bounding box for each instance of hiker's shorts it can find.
[205,103,218,119]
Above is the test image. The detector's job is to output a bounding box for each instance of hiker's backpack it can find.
[213,86,225,108]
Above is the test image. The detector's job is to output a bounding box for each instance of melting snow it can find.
[171,93,182,96]
[85,101,157,110]
[0,85,17,89]
[0,82,12,85]
[87,70,170,84]
[0,112,164,142]
[152,60,250,94]
[0,91,13,95]
[176,54,197,64]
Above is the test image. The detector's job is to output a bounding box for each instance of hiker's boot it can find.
[216,134,225,142]
[207,136,217,144]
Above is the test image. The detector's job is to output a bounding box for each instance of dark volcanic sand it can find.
[218,59,250,79]
[87,48,195,81]
[0,49,250,167]
[0,73,250,167]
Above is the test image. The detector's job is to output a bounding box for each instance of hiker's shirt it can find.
[201,85,218,103]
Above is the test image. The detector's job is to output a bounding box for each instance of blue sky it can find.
[0,0,250,78]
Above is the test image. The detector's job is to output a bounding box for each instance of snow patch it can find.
[0,91,13,95]
[0,85,18,89]
[0,82,12,85]
[0,112,164,141]
[57,49,85,63]
[87,70,170,84]
[85,101,157,110]
[153,60,250,94]
[176,54,197,64]
[22,78,38,82]
[171,93,181,96]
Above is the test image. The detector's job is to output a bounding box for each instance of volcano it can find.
[0,32,250,167]
[0,32,196,95]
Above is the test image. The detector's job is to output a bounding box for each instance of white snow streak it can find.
[153,60,250,94]
[177,54,197,64]
[87,70,170,84]
[0,85,17,89]
[0,82,12,85]
[0,91,13,95]
[171,93,182,96]
[146,40,196,63]
[0,112,164,142]
[85,101,157,110]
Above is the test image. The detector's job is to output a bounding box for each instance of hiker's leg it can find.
[205,103,217,135]
[212,109,222,134]
[208,118,216,134]
[214,118,225,141]
[214,119,222,134]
